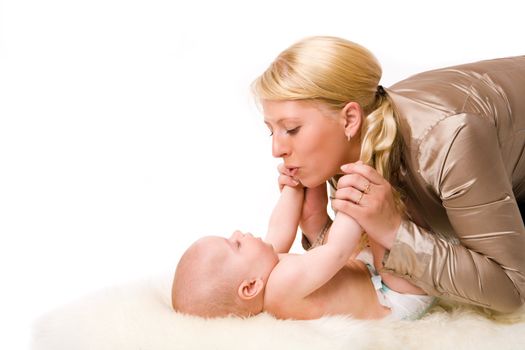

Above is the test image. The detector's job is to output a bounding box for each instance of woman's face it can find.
[262,100,356,187]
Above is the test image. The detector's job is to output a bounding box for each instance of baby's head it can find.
[172,230,279,318]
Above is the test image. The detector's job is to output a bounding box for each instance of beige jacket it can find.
[382,56,525,312]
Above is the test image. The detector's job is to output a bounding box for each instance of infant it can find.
[172,185,434,320]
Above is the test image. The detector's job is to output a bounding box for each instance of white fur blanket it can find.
[31,273,525,350]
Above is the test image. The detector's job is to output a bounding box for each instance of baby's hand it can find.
[277,163,303,192]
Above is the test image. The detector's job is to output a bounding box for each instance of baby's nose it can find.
[231,230,242,239]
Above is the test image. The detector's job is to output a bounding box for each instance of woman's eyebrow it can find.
[264,117,300,125]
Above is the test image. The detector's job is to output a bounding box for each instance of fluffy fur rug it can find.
[31,273,525,350]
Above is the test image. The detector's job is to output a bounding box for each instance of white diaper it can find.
[356,249,435,321]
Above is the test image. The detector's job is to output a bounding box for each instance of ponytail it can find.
[360,91,405,213]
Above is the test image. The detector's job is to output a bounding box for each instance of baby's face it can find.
[198,231,279,282]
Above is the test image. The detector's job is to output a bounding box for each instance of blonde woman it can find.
[252,36,525,313]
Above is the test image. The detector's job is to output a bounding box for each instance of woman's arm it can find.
[265,185,304,253]
[335,114,525,313]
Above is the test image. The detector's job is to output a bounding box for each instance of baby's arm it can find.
[265,185,304,253]
[270,211,362,299]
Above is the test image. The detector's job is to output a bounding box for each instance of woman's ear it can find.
[237,278,264,300]
[341,102,363,140]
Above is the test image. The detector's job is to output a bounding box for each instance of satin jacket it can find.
[382,56,525,312]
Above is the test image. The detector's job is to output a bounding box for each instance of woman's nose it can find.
[272,134,290,158]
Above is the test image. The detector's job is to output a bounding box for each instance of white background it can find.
[0,0,523,347]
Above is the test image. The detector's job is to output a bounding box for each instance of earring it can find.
[347,134,352,142]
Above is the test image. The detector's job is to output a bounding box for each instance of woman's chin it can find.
[300,177,329,188]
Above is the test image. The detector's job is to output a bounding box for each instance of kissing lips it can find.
[286,166,299,177]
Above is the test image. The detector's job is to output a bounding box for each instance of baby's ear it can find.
[238,278,264,300]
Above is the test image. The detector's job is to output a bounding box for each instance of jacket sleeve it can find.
[382,113,525,312]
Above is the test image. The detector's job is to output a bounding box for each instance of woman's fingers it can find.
[331,197,360,214]
[336,173,374,193]
[333,162,402,250]
[334,186,369,206]
[340,162,385,185]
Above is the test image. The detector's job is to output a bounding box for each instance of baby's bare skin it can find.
[264,255,390,320]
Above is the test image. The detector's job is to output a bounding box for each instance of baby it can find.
[171,185,434,320]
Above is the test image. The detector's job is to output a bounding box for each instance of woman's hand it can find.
[331,161,401,250]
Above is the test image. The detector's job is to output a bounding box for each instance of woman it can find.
[252,36,525,313]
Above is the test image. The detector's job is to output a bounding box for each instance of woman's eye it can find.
[286,127,300,135]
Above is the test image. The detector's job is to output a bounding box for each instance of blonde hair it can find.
[171,241,251,318]
[252,36,404,210]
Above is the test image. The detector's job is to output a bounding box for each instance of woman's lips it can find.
[286,166,301,183]
[286,166,299,177]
